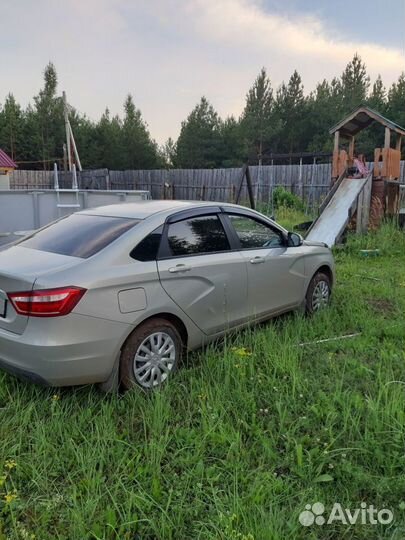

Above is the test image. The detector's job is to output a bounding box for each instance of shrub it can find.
[272,187,304,211]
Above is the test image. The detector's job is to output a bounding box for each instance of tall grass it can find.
[0,221,404,539]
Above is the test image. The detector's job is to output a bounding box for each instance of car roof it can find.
[79,200,240,220]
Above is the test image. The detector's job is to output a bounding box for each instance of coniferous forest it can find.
[1,54,404,170]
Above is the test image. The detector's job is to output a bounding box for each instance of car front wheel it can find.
[305,272,331,315]
[120,318,183,390]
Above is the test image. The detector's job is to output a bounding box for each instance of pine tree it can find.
[0,94,23,160]
[96,108,124,169]
[161,138,177,168]
[240,68,274,161]
[306,80,334,152]
[368,75,387,113]
[274,70,306,154]
[220,116,244,167]
[70,114,99,169]
[19,105,42,166]
[33,62,65,169]
[175,97,223,168]
[121,94,159,170]
[387,73,405,128]
[340,54,370,112]
[360,75,388,154]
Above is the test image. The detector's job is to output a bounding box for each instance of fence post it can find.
[235,164,247,204]
[245,166,255,209]
[235,164,255,209]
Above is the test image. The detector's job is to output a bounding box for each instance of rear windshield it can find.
[20,214,139,258]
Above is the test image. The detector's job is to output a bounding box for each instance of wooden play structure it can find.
[0,149,17,190]
[307,107,405,246]
[330,106,404,227]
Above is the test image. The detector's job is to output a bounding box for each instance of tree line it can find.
[0,55,404,171]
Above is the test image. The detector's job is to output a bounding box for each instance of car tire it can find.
[120,317,183,391]
[305,272,331,315]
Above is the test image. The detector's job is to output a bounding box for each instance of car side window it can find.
[130,226,163,261]
[167,215,230,256]
[228,214,284,249]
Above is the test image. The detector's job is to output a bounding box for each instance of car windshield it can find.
[20,214,139,258]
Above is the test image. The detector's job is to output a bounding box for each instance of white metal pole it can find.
[63,92,72,172]
[72,163,78,190]
[53,162,59,190]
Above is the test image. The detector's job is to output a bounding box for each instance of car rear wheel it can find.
[305,272,331,315]
[120,318,183,390]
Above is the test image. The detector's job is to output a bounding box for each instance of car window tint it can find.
[20,214,139,258]
[130,226,163,261]
[167,215,230,256]
[228,214,284,249]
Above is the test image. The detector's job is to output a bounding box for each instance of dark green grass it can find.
[0,222,405,539]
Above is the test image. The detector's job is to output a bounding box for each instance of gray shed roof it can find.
[330,106,405,138]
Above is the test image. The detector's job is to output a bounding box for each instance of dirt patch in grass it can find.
[367,298,396,317]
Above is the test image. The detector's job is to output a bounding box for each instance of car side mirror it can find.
[287,232,303,247]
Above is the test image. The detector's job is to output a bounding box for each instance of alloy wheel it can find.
[311,280,330,311]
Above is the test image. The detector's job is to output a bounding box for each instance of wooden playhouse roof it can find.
[330,106,405,138]
[0,148,17,169]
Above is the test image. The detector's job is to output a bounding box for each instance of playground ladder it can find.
[54,163,81,212]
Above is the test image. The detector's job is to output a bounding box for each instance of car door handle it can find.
[168,264,192,273]
[249,256,265,264]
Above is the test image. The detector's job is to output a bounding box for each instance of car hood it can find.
[303,239,329,248]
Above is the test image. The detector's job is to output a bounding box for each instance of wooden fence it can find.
[9,162,405,210]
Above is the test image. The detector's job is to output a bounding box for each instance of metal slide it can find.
[306,175,369,247]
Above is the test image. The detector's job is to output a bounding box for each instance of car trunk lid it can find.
[0,246,82,334]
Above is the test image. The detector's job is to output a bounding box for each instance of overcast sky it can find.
[1,0,404,144]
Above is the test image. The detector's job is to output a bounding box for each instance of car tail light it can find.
[7,287,86,317]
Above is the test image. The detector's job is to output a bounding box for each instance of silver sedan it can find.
[0,201,335,390]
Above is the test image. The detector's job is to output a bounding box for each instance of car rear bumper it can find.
[0,313,131,386]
